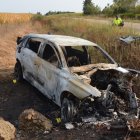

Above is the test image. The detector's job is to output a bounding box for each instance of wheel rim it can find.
[62,101,70,122]
[61,98,75,122]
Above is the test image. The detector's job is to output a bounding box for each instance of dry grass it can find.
[0,13,32,24]
[0,14,34,70]
[32,16,140,69]
[0,14,139,70]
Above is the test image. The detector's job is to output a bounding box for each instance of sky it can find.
[0,0,113,14]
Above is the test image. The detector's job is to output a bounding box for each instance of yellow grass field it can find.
[0,13,33,24]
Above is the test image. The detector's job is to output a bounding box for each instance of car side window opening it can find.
[42,44,59,67]
[26,38,41,53]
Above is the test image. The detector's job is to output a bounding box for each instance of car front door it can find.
[37,42,62,102]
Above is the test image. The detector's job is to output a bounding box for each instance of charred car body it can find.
[15,34,139,124]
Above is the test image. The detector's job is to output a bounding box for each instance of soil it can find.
[0,67,138,140]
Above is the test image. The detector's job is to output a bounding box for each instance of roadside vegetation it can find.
[82,0,140,19]
[102,0,140,19]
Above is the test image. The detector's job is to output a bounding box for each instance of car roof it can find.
[27,34,97,46]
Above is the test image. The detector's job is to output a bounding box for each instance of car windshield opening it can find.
[62,45,114,67]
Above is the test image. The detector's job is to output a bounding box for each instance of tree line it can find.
[38,0,140,19]
[83,0,140,19]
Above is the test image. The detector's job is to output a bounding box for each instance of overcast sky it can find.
[0,0,113,14]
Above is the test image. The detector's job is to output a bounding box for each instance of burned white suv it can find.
[15,34,139,123]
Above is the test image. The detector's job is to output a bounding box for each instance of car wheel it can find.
[14,61,23,82]
[61,98,76,123]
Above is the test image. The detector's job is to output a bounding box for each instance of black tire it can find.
[14,61,23,82]
[61,98,76,123]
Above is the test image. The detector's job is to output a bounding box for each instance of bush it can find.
[135,5,140,14]
[31,14,44,22]
[135,14,140,20]
[102,6,114,17]
[120,13,135,19]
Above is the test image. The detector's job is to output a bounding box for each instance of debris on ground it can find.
[13,79,17,84]
[55,118,61,124]
[0,118,16,140]
[65,123,75,130]
[18,109,53,133]
[120,36,140,45]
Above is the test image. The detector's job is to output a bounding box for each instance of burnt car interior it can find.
[62,45,111,67]
[62,46,91,67]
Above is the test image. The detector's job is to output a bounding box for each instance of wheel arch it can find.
[60,91,79,105]
[16,58,24,72]
[14,58,24,82]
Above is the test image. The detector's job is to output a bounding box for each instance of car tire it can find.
[14,61,23,82]
[61,98,76,123]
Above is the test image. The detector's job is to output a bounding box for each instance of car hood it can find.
[68,64,130,99]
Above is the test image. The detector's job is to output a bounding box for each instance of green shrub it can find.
[135,14,140,20]
[135,5,140,14]
[120,13,135,19]
[31,14,44,22]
